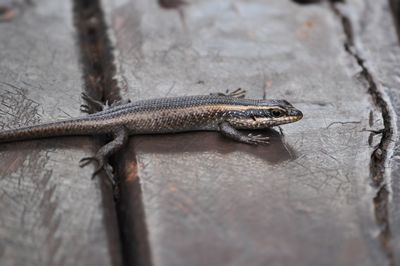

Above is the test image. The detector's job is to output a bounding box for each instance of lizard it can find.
[0,89,303,179]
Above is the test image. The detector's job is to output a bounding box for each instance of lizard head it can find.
[226,100,303,129]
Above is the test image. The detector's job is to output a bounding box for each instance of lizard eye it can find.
[271,109,283,117]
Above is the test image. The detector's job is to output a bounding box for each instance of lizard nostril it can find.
[298,110,303,117]
[294,110,303,119]
[289,109,303,119]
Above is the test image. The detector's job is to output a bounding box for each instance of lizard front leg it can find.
[79,126,129,184]
[219,122,269,145]
[211,88,246,98]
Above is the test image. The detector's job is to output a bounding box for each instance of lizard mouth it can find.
[274,111,303,125]
[290,114,303,122]
[287,109,303,123]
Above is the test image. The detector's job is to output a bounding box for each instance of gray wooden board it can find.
[104,0,390,265]
[0,1,121,266]
[340,0,400,263]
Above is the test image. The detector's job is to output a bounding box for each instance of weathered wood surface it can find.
[2,0,400,266]
[343,0,400,263]
[104,0,396,265]
[0,1,121,266]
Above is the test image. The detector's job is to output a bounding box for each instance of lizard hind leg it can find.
[81,93,106,113]
[79,126,129,184]
[81,93,131,114]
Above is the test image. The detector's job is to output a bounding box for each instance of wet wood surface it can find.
[1,0,400,266]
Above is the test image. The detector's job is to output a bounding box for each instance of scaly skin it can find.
[0,90,303,179]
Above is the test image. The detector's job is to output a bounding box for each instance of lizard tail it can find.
[0,117,112,143]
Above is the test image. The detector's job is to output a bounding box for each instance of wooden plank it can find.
[0,1,121,266]
[104,0,390,265]
[336,0,400,264]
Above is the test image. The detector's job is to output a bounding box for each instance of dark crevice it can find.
[389,0,400,43]
[158,0,187,29]
[114,147,154,266]
[72,1,152,266]
[291,0,343,6]
[158,0,186,9]
[330,2,396,266]
[73,0,120,103]
[292,0,324,4]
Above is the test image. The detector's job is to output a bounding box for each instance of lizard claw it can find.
[79,156,104,177]
[81,92,105,112]
[79,156,115,184]
[79,156,96,168]
[247,133,270,145]
[110,98,131,107]
[227,88,246,98]
[80,104,91,114]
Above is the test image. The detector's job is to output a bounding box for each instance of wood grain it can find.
[342,0,400,264]
[0,1,121,265]
[2,0,399,265]
[104,0,393,265]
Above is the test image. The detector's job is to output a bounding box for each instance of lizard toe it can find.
[247,133,270,144]
[80,104,91,114]
[79,156,97,167]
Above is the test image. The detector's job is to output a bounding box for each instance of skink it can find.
[0,90,303,177]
